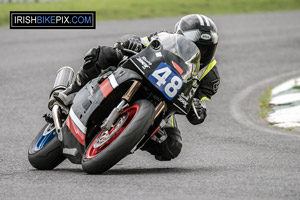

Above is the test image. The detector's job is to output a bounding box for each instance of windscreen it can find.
[156,32,201,80]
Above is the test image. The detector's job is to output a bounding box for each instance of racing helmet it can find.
[175,14,218,67]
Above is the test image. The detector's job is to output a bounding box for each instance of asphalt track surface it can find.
[1,11,300,200]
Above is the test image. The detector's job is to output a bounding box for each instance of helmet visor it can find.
[195,42,217,67]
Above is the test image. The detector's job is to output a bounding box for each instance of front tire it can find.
[28,123,66,170]
[82,100,155,174]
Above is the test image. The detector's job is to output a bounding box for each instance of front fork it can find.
[130,101,167,153]
[101,80,167,132]
[100,80,142,131]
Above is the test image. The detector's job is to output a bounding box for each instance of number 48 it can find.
[152,67,183,98]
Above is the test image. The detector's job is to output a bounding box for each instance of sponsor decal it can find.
[180,92,190,101]
[176,86,197,109]
[201,33,211,40]
[136,56,152,70]
[189,87,197,99]
[10,11,95,29]
[155,52,162,57]
[177,96,188,108]
[212,79,220,93]
[177,92,190,108]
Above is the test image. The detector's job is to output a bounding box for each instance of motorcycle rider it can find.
[53,14,220,161]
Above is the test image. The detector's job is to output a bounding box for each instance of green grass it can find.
[1,0,300,26]
[284,127,294,131]
[292,85,300,90]
[259,88,272,119]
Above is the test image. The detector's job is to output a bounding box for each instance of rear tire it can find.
[28,123,65,170]
[82,100,155,174]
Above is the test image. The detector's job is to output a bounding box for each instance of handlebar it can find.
[122,48,138,56]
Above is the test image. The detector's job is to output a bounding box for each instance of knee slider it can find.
[160,128,182,159]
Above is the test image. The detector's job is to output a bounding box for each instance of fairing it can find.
[60,68,143,163]
[128,40,199,114]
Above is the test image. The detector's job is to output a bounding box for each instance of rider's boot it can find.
[53,73,85,107]
[141,127,182,161]
[53,47,104,108]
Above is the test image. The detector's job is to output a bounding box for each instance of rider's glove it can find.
[122,38,143,52]
[186,98,207,125]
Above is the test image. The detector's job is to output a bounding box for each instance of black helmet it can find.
[175,14,218,67]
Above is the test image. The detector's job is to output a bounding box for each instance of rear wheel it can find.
[28,123,65,170]
[82,100,155,174]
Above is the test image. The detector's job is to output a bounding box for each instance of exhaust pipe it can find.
[52,104,63,141]
[48,66,74,110]
[49,66,75,141]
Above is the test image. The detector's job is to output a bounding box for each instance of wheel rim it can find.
[86,105,139,159]
[33,124,56,152]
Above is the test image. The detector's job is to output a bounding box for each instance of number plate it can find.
[148,63,183,100]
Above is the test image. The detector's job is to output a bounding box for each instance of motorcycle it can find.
[28,38,201,174]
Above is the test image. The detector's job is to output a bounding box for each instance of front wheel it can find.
[28,123,66,170]
[82,100,155,174]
